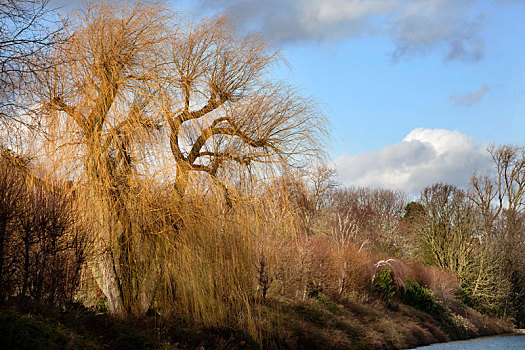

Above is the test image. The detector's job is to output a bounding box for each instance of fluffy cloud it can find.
[48,0,525,62]
[194,0,525,62]
[389,1,485,62]
[450,83,490,107]
[333,128,493,195]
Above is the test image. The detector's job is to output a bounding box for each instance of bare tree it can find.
[0,150,27,300]
[417,184,475,276]
[39,2,171,317]
[414,183,511,312]
[326,186,407,255]
[303,164,337,230]
[470,145,525,234]
[38,2,328,317]
[156,16,328,199]
[470,144,525,319]
[0,149,88,305]
[0,0,62,123]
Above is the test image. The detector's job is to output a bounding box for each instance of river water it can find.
[412,334,525,349]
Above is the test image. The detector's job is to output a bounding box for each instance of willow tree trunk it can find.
[90,216,161,318]
[92,249,159,317]
[174,163,190,199]
[93,251,126,315]
[84,137,160,317]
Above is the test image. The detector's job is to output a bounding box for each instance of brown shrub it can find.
[406,262,459,304]
[263,230,375,303]
[303,236,340,297]
[374,258,409,295]
[338,242,375,300]
[0,154,89,306]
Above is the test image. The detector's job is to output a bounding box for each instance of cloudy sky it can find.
[53,0,525,194]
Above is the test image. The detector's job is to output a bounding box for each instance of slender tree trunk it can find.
[0,218,7,298]
[339,261,347,296]
[21,229,32,298]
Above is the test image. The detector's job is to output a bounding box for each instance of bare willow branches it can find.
[34,2,176,317]
[32,1,328,317]
[156,15,328,196]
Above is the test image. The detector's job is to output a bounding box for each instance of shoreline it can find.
[407,332,525,349]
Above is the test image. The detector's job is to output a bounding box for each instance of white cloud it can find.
[48,0,525,62]
[390,0,485,62]
[450,83,491,107]
[333,128,493,195]
[193,0,512,62]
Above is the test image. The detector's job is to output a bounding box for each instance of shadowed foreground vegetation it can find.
[0,295,513,349]
[0,1,524,349]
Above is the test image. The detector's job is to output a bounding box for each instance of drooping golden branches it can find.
[31,1,328,317]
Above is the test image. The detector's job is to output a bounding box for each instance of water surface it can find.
[413,334,525,349]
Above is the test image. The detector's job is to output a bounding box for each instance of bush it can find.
[373,267,395,307]
[0,155,88,306]
[338,243,375,300]
[406,263,459,306]
[402,280,436,313]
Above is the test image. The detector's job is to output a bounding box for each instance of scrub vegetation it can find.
[0,1,523,349]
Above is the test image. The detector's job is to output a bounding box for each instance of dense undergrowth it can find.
[0,293,513,350]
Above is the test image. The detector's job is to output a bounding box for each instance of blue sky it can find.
[177,0,525,193]
[54,0,525,194]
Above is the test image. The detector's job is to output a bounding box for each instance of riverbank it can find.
[0,296,514,349]
[258,296,512,349]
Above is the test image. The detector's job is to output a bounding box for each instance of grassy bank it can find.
[0,295,512,350]
[263,296,511,349]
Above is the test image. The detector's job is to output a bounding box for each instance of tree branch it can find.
[177,94,228,123]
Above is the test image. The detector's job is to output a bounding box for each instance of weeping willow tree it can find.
[36,1,328,318]
[38,2,173,316]
[155,15,328,199]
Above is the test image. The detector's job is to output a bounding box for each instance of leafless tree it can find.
[302,164,337,229]
[0,0,62,124]
[415,183,511,312]
[417,184,475,276]
[39,1,172,317]
[0,150,27,300]
[0,149,88,305]
[470,144,525,319]
[327,186,407,255]
[470,145,525,234]
[155,15,328,199]
[38,2,328,317]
